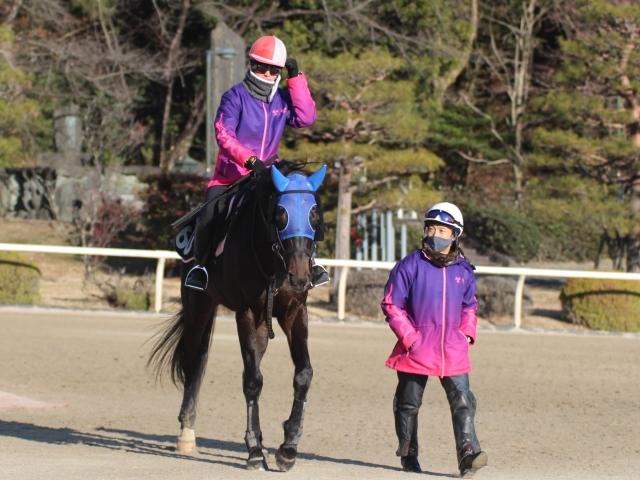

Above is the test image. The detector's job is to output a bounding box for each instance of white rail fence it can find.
[3,243,640,325]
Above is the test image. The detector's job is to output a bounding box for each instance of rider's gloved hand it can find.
[285,58,299,78]
[245,156,267,177]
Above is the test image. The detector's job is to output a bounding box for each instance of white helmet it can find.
[424,202,464,237]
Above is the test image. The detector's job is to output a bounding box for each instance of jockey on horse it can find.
[185,35,329,291]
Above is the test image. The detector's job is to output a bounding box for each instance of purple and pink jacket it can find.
[381,249,478,378]
[208,74,316,188]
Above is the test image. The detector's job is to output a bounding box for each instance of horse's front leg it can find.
[237,307,270,470]
[275,303,313,472]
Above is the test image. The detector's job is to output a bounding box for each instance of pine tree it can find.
[531,0,640,269]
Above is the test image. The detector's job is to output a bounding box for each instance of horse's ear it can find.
[306,165,326,192]
[271,164,290,192]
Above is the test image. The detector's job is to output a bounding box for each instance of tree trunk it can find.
[165,82,207,171]
[332,158,353,301]
[158,0,191,172]
[432,0,478,98]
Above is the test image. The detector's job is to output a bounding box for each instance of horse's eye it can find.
[309,205,319,230]
[275,206,288,231]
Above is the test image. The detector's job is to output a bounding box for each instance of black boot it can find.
[459,451,488,478]
[311,264,330,287]
[401,454,422,473]
[394,372,427,472]
[440,375,485,478]
[185,217,214,291]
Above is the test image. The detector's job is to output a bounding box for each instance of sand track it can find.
[0,308,639,479]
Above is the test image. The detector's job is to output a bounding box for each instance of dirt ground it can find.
[1,308,639,479]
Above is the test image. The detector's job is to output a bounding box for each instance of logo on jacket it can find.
[455,276,465,284]
[272,106,288,116]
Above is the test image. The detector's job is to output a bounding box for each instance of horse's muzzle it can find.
[288,272,312,292]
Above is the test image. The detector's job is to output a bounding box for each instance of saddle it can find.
[174,179,256,262]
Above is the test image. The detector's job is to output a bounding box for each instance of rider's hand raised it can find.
[285,58,299,78]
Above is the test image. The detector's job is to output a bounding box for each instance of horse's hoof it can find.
[177,427,196,453]
[246,448,267,471]
[176,439,196,453]
[275,444,297,472]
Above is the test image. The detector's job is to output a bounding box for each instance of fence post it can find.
[514,274,526,328]
[337,266,350,321]
[155,257,166,313]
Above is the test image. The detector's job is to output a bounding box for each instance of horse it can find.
[148,161,326,471]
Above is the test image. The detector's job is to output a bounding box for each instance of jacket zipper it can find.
[260,102,268,160]
[441,267,446,377]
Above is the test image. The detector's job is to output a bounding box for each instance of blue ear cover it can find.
[271,164,290,192]
[305,165,326,192]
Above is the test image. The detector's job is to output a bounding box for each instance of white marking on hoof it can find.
[177,428,196,453]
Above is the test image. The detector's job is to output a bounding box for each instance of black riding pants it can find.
[393,371,481,463]
[193,185,227,260]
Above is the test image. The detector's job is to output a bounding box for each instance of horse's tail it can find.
[147,308,216,388]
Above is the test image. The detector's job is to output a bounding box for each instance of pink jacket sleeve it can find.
[381,264,419,351]
[459,271,478,344]
[285,73,317,128]
[215,89,258,167]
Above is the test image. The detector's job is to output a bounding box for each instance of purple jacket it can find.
[381,250,478,378]
[208,74,316,187]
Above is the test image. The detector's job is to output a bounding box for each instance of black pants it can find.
[393,371,481,464]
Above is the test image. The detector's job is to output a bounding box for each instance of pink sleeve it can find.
[286,73,317,128]
[215,92,258,166]
[381,284,420,351]
[459,305,478,345]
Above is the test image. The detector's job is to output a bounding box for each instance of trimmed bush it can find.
[465,205,542,262]
[0,251,40,304]
[116,289,150,311]
[560,277,640,332]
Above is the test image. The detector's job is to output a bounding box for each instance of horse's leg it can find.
[237,308,269,470]
[176,291,218,453]
[275,303,313,471]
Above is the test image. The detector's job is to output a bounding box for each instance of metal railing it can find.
[3,243,640,324]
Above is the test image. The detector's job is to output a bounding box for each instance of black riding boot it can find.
[394,372,426,473]
[441,374,487,478]
[185,216,215,291]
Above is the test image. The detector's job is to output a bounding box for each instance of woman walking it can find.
[381,202,488,478]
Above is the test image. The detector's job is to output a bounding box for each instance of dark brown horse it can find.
[148,162,326,471]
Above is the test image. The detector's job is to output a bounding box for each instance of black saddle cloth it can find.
[174,179,256,262]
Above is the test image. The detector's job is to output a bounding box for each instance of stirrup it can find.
[311,264,330,287]
[185,265,209,291]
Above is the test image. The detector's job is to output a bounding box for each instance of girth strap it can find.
[266,277,276,340]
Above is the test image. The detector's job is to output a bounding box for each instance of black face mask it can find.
[425,235,453,252]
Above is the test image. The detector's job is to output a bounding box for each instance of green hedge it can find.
[464,205,542,262]
[0,251,40,304]
[560,277,640,332]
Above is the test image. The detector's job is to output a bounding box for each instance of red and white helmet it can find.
[249,36,287,68]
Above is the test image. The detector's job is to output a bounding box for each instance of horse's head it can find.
[271,164,326,291]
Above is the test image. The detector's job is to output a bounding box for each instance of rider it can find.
[186,35,328,290]
[381,202,488,477]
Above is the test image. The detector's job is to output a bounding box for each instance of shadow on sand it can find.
[0,421,457,477]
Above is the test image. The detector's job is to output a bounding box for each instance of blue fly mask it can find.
[271,165,326,243]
